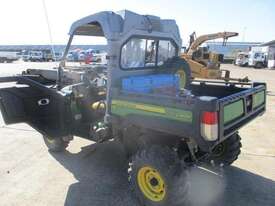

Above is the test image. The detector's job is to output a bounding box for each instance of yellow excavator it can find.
[181,31,242,81]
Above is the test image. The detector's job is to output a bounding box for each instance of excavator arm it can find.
[186,31,238,56]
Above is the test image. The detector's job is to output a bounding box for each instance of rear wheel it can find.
[240,63,248,67]
[129,146,189,206]
[206,133,242,166]
[0,58,8,63]
[43,135,70,152]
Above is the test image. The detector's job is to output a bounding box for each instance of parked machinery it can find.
[181,31,240,81]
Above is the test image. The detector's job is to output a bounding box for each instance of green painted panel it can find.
[224,100,244,124]
[253,91,265,108]
[111,99,193,123]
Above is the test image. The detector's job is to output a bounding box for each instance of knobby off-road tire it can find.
[43,135,70,152]
[129,146,190,206]
[255,62,264,69]
[206,133,242,166]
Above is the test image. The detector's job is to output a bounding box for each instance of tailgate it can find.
[219,83,266,138]
[0,76,70,137]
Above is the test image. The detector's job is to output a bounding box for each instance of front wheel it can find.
[255,62,264,69]
[43,135,70,152]
[129,146,189,206]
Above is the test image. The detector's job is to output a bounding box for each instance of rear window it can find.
[121,38,146,68]
[121,37,176,69]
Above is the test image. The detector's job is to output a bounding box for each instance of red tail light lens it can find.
[201,111,219,141]
[201,112,218,125]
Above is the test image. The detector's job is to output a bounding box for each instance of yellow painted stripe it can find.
[112,100,166,114]
[111,99,193,123]
[135,104,166,114]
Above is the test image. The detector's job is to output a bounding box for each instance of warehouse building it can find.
[206,41,261,62]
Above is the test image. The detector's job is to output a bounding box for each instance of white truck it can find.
[248,51,267,68]
[0,51,20,63]
[23,51,44,62]
[235,52,249,67]
[267,47,275,68]
[93,52,108,64]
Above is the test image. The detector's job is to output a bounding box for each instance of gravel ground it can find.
[0,62,274,206]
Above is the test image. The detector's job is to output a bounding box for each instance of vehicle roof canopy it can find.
[69,10,181,44]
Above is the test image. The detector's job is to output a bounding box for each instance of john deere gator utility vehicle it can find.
[0,10,266,206]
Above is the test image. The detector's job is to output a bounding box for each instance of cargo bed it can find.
[111,80,266,151]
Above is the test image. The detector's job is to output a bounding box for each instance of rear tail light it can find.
[201,111,218,141]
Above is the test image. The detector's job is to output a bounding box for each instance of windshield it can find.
[254,53,265,59]
[64,35,107,68]
[121,37,177,69]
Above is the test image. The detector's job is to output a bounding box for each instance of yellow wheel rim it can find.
[177,69,187,89]
[137,166,166,202]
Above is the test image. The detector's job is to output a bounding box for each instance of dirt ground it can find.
[0,62,274,206]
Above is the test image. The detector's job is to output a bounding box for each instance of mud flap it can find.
[0,76,71,138]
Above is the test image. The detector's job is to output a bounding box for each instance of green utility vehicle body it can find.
[0,10,266,154]
[111,82,265,150]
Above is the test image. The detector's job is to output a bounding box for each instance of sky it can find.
[0,0,274,45]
